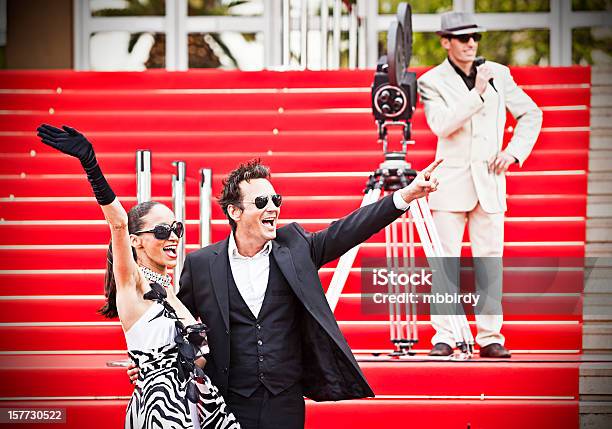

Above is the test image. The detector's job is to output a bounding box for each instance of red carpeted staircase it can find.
[0,67,589,428]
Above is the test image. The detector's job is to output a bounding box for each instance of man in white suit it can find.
[418,11,542,358]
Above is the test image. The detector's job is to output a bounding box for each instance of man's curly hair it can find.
[218,159,271,232]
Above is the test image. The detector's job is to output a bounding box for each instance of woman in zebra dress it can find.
[36,124,240,429]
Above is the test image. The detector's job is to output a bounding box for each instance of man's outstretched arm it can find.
[307,159,442,268]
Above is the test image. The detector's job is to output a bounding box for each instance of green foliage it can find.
[92,0,253,16]
[571,0,611,11]
[380,29,550,67]
[573,27,612,64]
[188,0,251,16]
[410,33,447,66]
[378,0,452,14]
[92,0,165,16]
[378,31,446,67]
[478,30,550,65]
[475,0,549,12]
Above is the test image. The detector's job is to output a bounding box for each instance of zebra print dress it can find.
[125,285,240,429]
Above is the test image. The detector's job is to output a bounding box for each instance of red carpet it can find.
[0,66,589,428]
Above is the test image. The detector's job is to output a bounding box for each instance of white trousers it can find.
[430,203,505,348]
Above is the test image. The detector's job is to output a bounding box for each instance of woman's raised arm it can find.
[36,124,138,287]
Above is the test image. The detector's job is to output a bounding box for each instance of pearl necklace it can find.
[139,265,172,289]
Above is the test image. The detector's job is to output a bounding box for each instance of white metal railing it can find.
[134,153,213,286]
[74,0,611,70]
[172,161,186,289]
[199,168,212,248]
[281,0,365,69]
[282,0,291,66]
[136,150,152,204]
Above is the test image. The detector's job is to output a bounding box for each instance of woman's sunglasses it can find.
[243,194,283,210]
[451,33,482,43]
[134,221,184,240]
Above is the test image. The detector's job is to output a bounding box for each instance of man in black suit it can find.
[130,158,441,428]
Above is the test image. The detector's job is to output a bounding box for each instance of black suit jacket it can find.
[177,193,404,401]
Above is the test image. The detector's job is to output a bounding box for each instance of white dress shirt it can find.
[392,190,411,211]
[228,191,410,317]
[228,232,272,318]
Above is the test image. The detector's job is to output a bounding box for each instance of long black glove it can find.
[37,124,116,205]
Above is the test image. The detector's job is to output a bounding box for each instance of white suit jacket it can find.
[418,59,543,213]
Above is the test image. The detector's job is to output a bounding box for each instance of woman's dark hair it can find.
[98,200,161,319]
[218,159,271,232]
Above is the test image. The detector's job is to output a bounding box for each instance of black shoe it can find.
[479,343,511,358]
[428,343,453,356]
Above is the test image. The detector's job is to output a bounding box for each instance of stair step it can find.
[0,296,582,323]
[591,107,612,130]
[591,66,612,85]
[0,171,589,198]
[0,244,587,272]
[0,218,587,245]
[0,149,589,174]
[579,401,612,428]
[587,220,612,242]
[0,66,590,89]
[0,354,579,398]
[585,271,612,294]
[0,109,589,132]
[0,322,582,352]
[306,399,578,429]
[0,398,579,429]
[591,86,612,108]
[580,362,612,396]
[583,324,612,351]
[587,172,612,195]
[588,149,612,173]
[332,296,581,322]
[1,129,590,153]
[0,268,585,296]
[586,243,612,258]
[590,129,612,150]
[587,195,612,218]
[0,86,590,111]
[338,321,581,352]
[0,194,588,221]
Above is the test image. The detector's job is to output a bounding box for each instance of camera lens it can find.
[382,104,391,114]
[393,97,404,109]
[380,90,390,102]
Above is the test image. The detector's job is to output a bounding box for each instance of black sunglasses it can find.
[134,221,184,240]
[242,194,283,210]
[451,33,482,43]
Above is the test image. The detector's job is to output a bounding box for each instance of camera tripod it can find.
[326,123,475,359]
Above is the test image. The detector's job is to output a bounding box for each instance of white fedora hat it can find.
[436,11,487,36]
